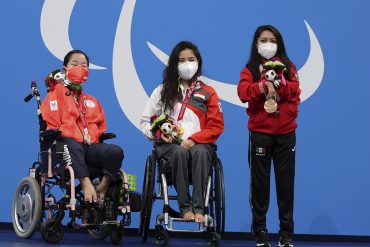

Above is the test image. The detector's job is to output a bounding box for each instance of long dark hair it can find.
[63,49,90,67]
[246,25,293,81]
[161,41,203,112]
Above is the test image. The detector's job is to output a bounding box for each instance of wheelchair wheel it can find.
[207,231,221,247]
[154,225,169,246]
[110,228,124,245]
[40,220,64,243]
[213,158,225,236]
[88,228,109,240]
[139,155,156,242]
[12,176,42,239]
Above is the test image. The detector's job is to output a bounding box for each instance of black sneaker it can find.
[255,231,271,247]
[278,232,293,247]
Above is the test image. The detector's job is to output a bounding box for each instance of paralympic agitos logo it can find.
[40,0,324,129]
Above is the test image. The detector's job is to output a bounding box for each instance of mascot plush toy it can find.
[262,60,287,88]
[150,114,184,144]
[44,69,83,92]
[44,69,65,92]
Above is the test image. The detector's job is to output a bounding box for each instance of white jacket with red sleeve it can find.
[140,80,224,144]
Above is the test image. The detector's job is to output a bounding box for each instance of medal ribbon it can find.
[72,92,91,144]
[177,80,197,122]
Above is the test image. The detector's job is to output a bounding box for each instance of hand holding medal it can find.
[264,81,278,113]
[262,61,285,114]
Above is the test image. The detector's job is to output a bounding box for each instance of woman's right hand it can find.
[161,133,173,143]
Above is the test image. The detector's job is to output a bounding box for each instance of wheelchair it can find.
[139,144,225,247]
[12,81,140,244]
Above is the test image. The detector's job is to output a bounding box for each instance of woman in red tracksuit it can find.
[140,41,224,223]
[237,25,300,247]
[41,50,123,204]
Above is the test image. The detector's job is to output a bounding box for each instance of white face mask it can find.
[258,42,277,59]
[178,61,198,80]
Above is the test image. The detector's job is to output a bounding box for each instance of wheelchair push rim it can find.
[12,176,42,239]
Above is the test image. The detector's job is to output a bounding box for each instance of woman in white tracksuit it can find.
[140,41,224,223]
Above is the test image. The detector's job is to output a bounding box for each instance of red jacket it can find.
[40,84,106,143]
[237,63,301,135]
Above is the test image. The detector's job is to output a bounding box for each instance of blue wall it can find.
[1,0,369,236]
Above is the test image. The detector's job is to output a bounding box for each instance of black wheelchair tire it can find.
[110,228,124,245]
[12,176,42,239]
[88,227,109,240]
[219,158,226,236]
[154,229,169,246]
[40,220,64,243]
[140,155,156,242]
[138,158,148,236]
[207,231,221,247]
[214,158,225,236]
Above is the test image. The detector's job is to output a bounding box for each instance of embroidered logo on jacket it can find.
[50,100,58,111]
[85,100,96,108]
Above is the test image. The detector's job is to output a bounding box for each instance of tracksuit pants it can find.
[58,137,124,181]
[155,143,213,215]
[249,131,296,235]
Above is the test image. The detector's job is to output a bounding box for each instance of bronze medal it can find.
[264,99,278,113]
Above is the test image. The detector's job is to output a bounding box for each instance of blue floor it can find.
[2,229,370,247]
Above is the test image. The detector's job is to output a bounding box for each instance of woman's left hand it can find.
[180,139,196,150]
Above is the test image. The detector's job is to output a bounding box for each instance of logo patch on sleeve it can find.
[218,102,223,112]
[50,100,58,111]
[85,99,96,108]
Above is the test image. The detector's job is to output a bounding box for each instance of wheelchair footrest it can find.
[159,216,207,233]
[82,221,123,229]
[159,213,214,233]
[102,220,122,226]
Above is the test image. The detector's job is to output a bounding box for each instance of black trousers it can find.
[155,143,213,215]
[248,131,296,235]
[58,137,124,181]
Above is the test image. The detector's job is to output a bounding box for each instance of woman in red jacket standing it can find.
[237,25,300,247]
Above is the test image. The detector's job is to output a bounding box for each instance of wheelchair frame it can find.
[12,81,138,244]
[139,146,225,247]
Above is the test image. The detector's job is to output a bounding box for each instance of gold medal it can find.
[264,99,278,113]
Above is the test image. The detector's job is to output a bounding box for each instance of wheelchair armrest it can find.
[40,129,61,142]
[99,132,116,142]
